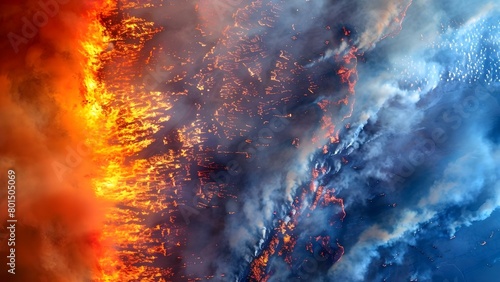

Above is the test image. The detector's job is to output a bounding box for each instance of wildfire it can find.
[77,1,122,281]
[0,0,418,280]
[77,1,174,280]
[74,0,407,280]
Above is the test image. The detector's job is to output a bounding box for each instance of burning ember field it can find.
[1,0,500,281]
[89,1,357,280]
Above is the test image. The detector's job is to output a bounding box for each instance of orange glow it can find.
[75,1,175,280]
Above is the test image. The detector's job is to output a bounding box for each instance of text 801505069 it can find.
[7,169,16,275]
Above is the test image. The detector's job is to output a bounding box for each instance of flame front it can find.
[80,2,176,280]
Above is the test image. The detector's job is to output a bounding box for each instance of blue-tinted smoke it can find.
[325,1,500,280]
